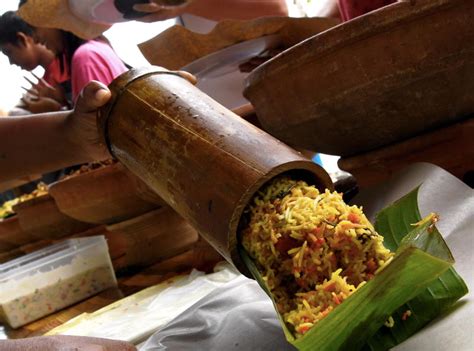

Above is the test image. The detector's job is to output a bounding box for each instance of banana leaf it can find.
[363,187,468,350]
[240,188,468,351]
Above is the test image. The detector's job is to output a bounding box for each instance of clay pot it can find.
[13,195,94,240]
[49,163,165,224]
[244,0,474,156]
[338,119,474,188]
[0,216,34,252]
[120,237,224,290]
[98,67,332,275]
[106,207,199,271]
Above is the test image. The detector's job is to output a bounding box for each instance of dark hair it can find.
[17,0,86,75]
[60,30,87,75]
[17,0,126,73]
[0,11,35,46]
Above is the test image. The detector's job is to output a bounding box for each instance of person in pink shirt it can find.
[41,56,69,88]
[19,0,128,104]
[0,11,70,113]
[69,39,128,101]
[312,0,398,21]
[34,29,127,103]
[338,0,397,21]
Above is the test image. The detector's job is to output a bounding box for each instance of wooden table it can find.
[0,239,223,340]
[338,118,474,188]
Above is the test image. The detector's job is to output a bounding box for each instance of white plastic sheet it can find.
[140,163,473,350]
[47,262,240,345]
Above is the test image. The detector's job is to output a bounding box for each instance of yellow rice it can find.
[241,176,393,338]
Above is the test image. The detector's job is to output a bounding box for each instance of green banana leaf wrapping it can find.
[365,188,468,350]
[240,188,468,351]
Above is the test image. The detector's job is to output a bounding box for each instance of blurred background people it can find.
[97,0,288,33]
[18,0,289,38]
[18,0,128,103]
[0,11,70,113]
[137,0,289,33]
[337,0,396,21]
[313,0,398,20]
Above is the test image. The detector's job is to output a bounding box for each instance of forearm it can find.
[186,0,289,21]
[0,336,137,350]
[0,339,42,351]
[0,112,89,182]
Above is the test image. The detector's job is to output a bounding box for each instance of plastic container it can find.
[0,236,117,328]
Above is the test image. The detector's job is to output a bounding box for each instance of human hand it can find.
[65,81,112,162]
[0,335,137,350]
[21,94,63,113]
[24,72,67,105]
[64,70,195,162]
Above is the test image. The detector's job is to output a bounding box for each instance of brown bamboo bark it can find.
[98,67,332,275]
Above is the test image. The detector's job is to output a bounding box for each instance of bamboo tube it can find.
[98,67,332,275]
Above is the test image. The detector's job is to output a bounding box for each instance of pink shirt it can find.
[338,0,396,21]
[71,40,127,102]
[43,57,69,86]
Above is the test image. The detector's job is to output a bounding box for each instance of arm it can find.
[0,81,111,183]
[134,0,288,22]
[24,73,69,106]
[0,335,136,351]
[20,95,63,113]
[184,0,289,21]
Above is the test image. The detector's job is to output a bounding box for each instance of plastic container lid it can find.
[0,236,109,283]
[0,236,117,328]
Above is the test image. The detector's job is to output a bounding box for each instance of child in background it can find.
[18,1,128,104]
[0,11,70,113]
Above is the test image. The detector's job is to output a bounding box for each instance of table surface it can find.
[0,250,205,340]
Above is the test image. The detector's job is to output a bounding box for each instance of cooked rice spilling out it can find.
[241,176,393,338]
